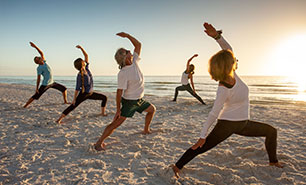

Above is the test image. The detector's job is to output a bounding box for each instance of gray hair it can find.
[115,48,127,69]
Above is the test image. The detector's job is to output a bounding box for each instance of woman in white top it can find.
[172,22,283,178]
[173,54,206,104]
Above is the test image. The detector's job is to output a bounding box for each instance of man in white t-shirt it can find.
[95,32,156,151]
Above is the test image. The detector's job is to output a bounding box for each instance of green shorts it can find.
[120,98,151,118]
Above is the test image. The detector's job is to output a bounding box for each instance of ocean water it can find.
[0,76,305,103]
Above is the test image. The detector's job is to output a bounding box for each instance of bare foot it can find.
[172,164,180,178]
[142,130,152,135]
[100,113,108,117]
[56,119,63,124]
[269,162,284,168]
[56,114,65,124]
[94,143,106,151]
[64,102,70,104]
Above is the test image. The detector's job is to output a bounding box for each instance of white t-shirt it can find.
[181,72,189,85]
[200,36,249,139]
[117,52,144,100]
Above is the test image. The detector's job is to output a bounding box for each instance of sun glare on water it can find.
[271,34,306,101]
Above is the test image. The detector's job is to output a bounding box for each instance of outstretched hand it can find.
[76,45,82,49]
[203,22,218,38]
[193,54,198,58]
[116,32,129,38]
[191,138,206,150]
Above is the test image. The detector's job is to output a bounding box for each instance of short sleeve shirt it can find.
[117,52,144,100]
[37,61,53,86]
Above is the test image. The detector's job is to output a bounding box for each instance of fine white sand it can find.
[0,83,305,184]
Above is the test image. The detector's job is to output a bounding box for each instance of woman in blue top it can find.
[56,45,107,124]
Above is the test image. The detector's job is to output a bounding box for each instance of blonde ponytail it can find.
[81,68,85,93]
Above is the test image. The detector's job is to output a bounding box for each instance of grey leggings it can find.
[173,84,205,104]
[175,119,278,169]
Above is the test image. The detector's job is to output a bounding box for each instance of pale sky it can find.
[1,0,306,76]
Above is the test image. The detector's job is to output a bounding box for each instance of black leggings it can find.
[32,82,67,100]
[62,92,107,115]
[175,120,278,169]
[173,84,205,104]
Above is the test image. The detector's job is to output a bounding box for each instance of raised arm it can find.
[113,89,123,121]
[203,22,233,51]
[30,42,45,60]
[186,54,198,72]
[116,32,142,55]
[76,45,89,63]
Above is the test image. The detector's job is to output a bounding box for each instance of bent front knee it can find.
[102,96,108,106]
[268,126,277,138]
[149,104,156,113]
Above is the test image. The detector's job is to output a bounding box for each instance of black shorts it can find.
[31,82,67,100]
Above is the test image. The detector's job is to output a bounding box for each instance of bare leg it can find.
[95,116,126,151]
[56,114,66,124]
[101,106,107,116]
[142,104,156,134]
[24,98,35,108]
[62,90,69,104]
[172,164,180,178]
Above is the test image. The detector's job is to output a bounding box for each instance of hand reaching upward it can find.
[116,32,129,38]
[203,22,218,38]
[29,42,36,48]
[76,45,82,49]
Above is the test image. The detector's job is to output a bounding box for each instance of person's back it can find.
[56,45,108,124]
[76,64,93,93]
[218,73,249,120]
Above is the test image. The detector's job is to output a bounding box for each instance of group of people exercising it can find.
[22,22,283,178]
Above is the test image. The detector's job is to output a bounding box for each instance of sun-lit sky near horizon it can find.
[1,0,306,77]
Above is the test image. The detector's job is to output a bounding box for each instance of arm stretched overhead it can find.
[30,42,45,60]
[76,45,89,64]
[116,32,142,56]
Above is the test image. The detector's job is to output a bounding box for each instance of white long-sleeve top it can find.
[200,36,250,139]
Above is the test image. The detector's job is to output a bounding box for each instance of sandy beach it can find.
[0,83,305,184]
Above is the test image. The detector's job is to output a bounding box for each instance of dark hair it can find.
[34,56,41,64]
[185,64,195,75]
[74,58,83,71]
